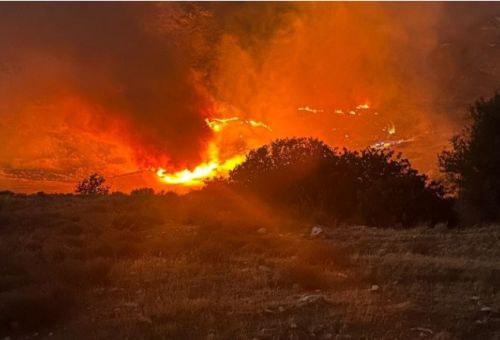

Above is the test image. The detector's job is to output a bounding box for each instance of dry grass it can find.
[1,195,500,339]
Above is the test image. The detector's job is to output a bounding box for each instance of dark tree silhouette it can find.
[131,188,155,196]
[440,92,500,223]
[75,173,109,195]
[213,137,451,227]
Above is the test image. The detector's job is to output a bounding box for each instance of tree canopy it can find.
[210,137,452,227]
[440,92,500,223]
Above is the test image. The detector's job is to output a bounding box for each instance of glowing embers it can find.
[370,137,415,150]
[205,117,239,132]
[298,103,371,116]
[205,117,271,132]
[386,121,396,135]
[298,106,324,113]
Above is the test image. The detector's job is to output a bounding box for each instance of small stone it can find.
[257,228,267,234]
[48,333,54,337]
[278,306,286,312]
[4,336,11,340]
[480,306,492,312]
[370,284,380,292]
[310,226,324,238]
[411,327,434,335]
[290,322,297,329]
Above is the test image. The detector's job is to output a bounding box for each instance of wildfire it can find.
[204,117,239,132]
[156,115,269,186]
[387,121,396,135]
[205,117,272,132]
[156,142,245,186]
[370,137,415,150]
[298,106,324,113]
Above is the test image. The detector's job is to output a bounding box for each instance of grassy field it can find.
[1,194,500,339]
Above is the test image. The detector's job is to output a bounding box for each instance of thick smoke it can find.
[2,3,500,192]
[0,3,215,171]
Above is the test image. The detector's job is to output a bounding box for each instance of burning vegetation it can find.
[4,3,500,192]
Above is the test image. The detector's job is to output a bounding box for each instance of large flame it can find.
[155,116,272,186]
[156,142,246,186]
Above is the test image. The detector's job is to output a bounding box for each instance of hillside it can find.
[1,194,500,339]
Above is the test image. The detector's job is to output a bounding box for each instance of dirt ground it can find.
[1,194,500,339]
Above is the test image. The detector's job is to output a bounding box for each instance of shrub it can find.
[75,173,109,195]
[0,285,75,333]
[440,92,500,223]
[131,187,155,196]
[210,137,451,227]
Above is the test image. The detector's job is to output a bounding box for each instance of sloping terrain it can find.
[1,195,500,339]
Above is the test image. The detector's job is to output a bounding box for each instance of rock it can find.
[290,322,297,329]
[310,226,324,238]
[296,293,334,307]
[370,284,380,292]
[257,228,267,234]
[410,327,433,335]
[278,306,286,312]
[4,337,11,340]
[48,333,54,337]
[480,306,493,313]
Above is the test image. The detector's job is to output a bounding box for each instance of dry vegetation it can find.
[1,193,500,339]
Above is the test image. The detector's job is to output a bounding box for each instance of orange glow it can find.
[205,117,272,133]
[356,103,370,110]
[156,142,245,186]
[157,115,271,186]
[388,122,396,135]
[0,3,471,193]
[247,119,272,131]
[205,117,239,133]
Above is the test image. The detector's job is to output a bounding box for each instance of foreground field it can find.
[1,195,500,339]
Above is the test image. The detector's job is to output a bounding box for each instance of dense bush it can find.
[130,188,155,196]
[440,92,500,224]
[209,137,452,227]
[75,173,109,195]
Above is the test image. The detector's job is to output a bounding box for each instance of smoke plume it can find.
[1,3,500,191]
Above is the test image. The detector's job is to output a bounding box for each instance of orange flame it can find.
[156,142,245,186]
[156,116,271,186]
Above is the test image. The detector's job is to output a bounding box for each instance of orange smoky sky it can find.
[2,2,500,192]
